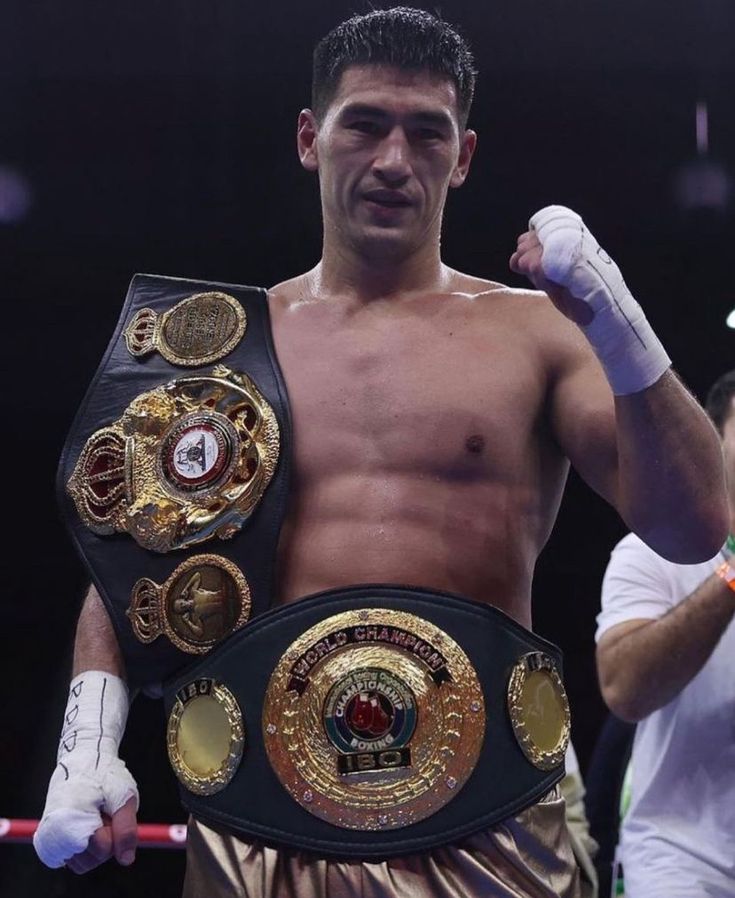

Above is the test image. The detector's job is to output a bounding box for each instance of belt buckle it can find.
[263,607,486,831]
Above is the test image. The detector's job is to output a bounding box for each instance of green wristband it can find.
[721,533,735,561]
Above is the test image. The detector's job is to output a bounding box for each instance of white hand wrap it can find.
[530,205,671,395]
[33,671,139,869]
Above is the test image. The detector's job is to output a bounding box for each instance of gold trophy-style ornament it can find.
[507,652,570,770]
[127,555,251,653]
[263,608,486,831]
[67,366,279,552]
[123,292,247,367]
[167,678,244,795]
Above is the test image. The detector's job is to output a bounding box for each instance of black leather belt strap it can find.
[57,274,292,690]
[163,585,566,859]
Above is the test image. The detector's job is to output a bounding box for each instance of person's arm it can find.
[73,583,126,676]
[511,206,728,562]
[552,354,725,564]
[596,572,735,722]
[33,586,139,874]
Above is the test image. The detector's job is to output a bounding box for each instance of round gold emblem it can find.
[507,652,570,770]
[158,412,238,497]
[67,366,279,552]
[167,678,244,795]
[127,555,251,653]
[124,292,246,367]
[263,609,485,830]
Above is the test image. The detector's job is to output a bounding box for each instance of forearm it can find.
[34,587,137,870]
[517,209,728,561]
[614,369,728,563]
[73,585,126,680]
[597,572,735,721]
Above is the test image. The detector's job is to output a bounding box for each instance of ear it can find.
[449,129,477,189]
[297,109,319,172]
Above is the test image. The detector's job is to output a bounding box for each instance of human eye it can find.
[415,127,444,141]
[348,120,381,135]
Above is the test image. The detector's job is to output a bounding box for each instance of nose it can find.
[373,128,411,185]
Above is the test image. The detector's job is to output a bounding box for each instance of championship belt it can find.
[163,585,570,859]
[57,275,291,690]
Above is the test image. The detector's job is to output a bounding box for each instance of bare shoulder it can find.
[449,268,551,309]
[449,269,584,350]
[267,272,310,308]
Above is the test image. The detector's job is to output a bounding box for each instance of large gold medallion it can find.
[167,678,244,795]
[507,652,570,770]
[67,366,279,552]
[123,292,246,366]
[263,608,485,830]
[127,555,251,653]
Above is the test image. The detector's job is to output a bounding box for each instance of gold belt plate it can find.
[263,608,486,831]
[127,554,251,653]
[167,678,244,795]
[507,652,570,770]
[67,366,279,552]
[123,292,246,367]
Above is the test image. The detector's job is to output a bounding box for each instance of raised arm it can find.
[33,586,139,873]
[511,205,728,562]
[554,359,725,563]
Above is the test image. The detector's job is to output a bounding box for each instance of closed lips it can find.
[363,191,412,207]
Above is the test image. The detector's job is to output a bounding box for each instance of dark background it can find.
[1,0,733,894]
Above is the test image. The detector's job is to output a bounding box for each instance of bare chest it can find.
[270,299,547,485]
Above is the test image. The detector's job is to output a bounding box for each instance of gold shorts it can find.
[181,786,581,898]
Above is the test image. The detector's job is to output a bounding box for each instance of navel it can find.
[465,434,485,454]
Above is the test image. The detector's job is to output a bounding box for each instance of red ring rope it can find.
[0,818,187,848]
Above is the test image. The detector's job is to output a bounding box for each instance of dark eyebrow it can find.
[339,104,389,119]
[410,110,454,129]
[339,104,454,129]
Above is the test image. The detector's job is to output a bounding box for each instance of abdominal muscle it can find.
[273,469,545,630]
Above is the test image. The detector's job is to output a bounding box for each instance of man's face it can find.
[298,65,476,262]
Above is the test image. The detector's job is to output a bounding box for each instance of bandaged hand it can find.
[33,671,139,872]
[510,205,671,395]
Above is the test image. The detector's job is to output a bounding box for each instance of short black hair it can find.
[705,370,735,433]
[312,7,477,128]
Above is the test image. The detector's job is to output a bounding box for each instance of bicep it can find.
[595,618,653,703]
[596,618,653,666]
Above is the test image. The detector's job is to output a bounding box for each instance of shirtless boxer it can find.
[34,8,728,897]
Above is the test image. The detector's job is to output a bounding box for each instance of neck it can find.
[317,229,448,301]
